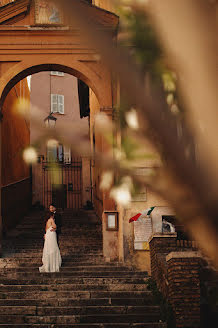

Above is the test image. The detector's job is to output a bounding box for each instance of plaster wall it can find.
[1,78,31,233]
[1,79,30,186]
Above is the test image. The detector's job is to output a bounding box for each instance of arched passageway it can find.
[0,0,119,262]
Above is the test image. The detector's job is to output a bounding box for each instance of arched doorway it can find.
[0,0,119,260]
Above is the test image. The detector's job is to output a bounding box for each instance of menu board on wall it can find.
[134,217,153,250]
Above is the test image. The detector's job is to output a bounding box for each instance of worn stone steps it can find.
[0,265,141,272]
[0,277,149,285]
[0,283,149,292]
[1,262,122,268]
[0,271,147,278]
[0,297,156,307]
[0,314,162,324]
[0,209,165,327]
[0,290,154,300]
[0,305,160,316]
[2,253,104,259]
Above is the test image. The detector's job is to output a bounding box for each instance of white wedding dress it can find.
[39,226,62,273]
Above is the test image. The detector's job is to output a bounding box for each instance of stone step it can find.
[0,271,147,278]
[0,313,162,324]
[0,283,148,292]
[3,253,103,258]
[0,305,160,316]
[0,290,152,299]
[0,277,148,285]
[1,262,110,268]
[3,249,102,253]
[3,245,102,250]
[1,259,107,265]
[0,296,155,307]
[0,265,140,272]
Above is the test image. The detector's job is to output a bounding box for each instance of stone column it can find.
[100,107,119,262]
[166,252,201,328]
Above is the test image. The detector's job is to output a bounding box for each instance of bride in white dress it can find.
[39,213,62,273]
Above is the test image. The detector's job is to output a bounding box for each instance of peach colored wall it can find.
[1,78,31,233]
[89,89,103,218]
[30,72,89,144]
[1,79,30,186]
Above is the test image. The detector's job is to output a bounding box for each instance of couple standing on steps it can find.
[39,204,62,273]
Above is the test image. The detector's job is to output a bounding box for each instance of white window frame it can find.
[50,71,64,76]
[51,94,65,114]
[64,146,71,163]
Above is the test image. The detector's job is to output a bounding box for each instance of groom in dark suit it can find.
[49,203,62,246]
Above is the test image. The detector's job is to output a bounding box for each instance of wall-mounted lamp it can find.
[44,113,57,128]
[105,211,118,231]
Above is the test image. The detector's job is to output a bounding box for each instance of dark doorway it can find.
[52,184,67,209]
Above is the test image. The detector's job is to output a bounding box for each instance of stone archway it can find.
[0,58,112,111]
[0,0,119,260]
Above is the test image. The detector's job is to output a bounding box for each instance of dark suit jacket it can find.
[53,212,62,235]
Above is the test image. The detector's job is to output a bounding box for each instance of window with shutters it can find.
[47,144,58,162]
[64,146,71,163]
[47,143,71,163]
[51,94,64,114]
[58,144,64,162]
[50,71,64,76]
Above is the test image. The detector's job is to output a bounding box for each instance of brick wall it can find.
[167,253,201,328]
[149,234,202,328]
[149,233,177,291]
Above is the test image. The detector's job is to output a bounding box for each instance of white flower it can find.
[110,185,132,207]
[125,108,139,130]
[23,147,38,164]
[110,176,133,207]
[100,171,114,190]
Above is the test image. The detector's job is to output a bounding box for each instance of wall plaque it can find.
[134,217,153,250]
[35,0,63,25]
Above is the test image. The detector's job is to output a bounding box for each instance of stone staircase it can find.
[0,209,166,328]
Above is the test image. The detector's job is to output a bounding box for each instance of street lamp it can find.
[44,113,57,128]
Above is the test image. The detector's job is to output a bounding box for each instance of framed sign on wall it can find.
[105,212,119,231]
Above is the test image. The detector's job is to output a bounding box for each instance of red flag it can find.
[129,213,142,223]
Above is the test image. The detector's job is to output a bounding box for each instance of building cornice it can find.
[0,0,29,24]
